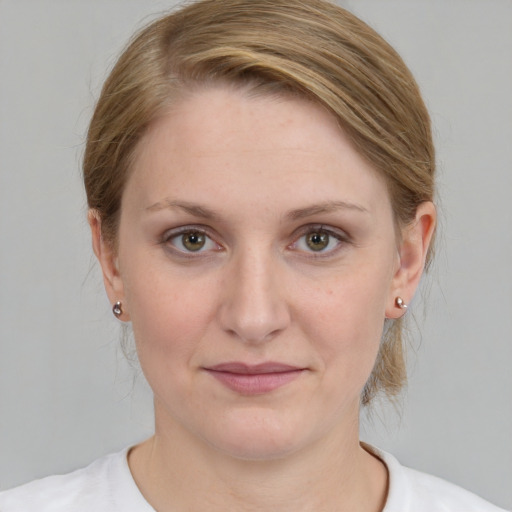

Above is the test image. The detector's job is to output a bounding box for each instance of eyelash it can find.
[288,225,351,258]
[161,225,222,258]
[161,224,351,258]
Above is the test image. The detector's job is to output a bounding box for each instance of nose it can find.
[218,247,291,344]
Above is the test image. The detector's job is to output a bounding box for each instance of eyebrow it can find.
[286,200,369,220]
[145,198,369,221]
[145,199,218,219]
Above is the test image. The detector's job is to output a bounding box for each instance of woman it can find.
[0,0,508,510]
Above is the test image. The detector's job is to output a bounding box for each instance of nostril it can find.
[217,256,291,343]
[218,298,290,344]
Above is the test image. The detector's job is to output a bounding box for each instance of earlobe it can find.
[88,210,129,321]
[386,202,436,319]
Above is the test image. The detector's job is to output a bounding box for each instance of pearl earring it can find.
[112,301,123,318]
[395,297,408,309]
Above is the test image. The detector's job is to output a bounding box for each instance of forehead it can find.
[126,85,391,219]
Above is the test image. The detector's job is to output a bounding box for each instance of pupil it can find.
[307,231,329,251]
[183,232,205,251]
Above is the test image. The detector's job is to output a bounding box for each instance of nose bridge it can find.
[219,242,290,343]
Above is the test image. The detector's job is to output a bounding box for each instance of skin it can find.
[90,85,435,511]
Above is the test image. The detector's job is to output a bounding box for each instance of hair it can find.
[83,0,436,405]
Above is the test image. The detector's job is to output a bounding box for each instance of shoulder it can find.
[0,448,153,512]
[395,465,508,512]
[363,444,509,512]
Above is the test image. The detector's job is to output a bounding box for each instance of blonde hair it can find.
[84,0,435,405]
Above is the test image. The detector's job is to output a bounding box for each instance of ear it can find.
[88,210,130,321]
[386,201,436,319]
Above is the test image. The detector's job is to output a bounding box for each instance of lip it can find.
[204,362,305,395]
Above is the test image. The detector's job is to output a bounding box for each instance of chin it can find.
[202,410,313,462]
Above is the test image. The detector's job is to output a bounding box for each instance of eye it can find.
[165,228,220,254]
[305,231,330,251]
[291,226,348,255]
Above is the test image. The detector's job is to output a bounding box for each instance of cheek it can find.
[121,253,218,374]
[298,267,391,381]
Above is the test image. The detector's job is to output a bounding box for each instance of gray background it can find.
[0,0,511,509]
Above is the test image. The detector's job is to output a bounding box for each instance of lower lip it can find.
[205,369,304,395]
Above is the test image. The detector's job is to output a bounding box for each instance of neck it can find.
[128,409,388,512]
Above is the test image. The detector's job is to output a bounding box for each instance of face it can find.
[103,86,408,460]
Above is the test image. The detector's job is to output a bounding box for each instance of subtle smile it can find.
[203,363,305,395]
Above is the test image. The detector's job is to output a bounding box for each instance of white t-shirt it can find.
[0,445,507,511]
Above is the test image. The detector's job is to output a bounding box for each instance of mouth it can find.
[203,362,305,395]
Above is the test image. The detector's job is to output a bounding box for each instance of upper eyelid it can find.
[292,224,350,240]
[288,225,352,256]
[159,223,351,250]
[160,223,349,238]
[161,225,222,253]
[162,224,216,241]
[160,227,223,258]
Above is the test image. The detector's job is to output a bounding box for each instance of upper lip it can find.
[205,362,303,374]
